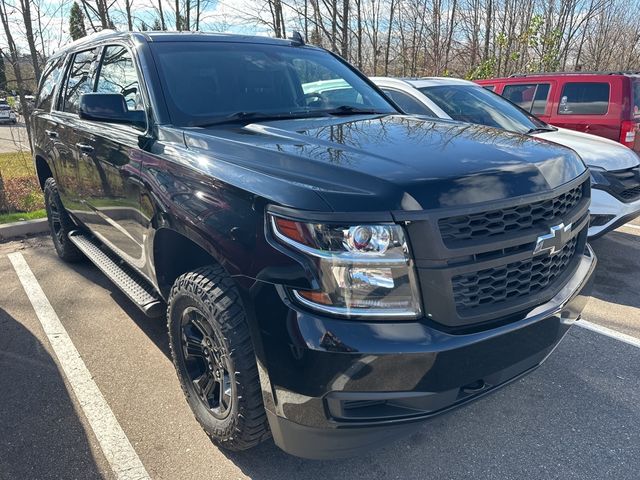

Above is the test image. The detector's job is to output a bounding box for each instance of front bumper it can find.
[254,246,596,459]
[589,188,640,239]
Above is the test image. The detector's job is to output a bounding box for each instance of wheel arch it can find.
[34,153,54,190]
[152,226,228,299]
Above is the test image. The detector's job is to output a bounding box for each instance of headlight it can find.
[270,214,422,318]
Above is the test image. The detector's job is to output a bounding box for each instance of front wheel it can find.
[167,265,270,451]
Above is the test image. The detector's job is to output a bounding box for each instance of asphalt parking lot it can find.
[1,221,639,480]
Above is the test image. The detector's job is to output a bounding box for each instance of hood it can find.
[535,127,640,170]
[182,115,586,212]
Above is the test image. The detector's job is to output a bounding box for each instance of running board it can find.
[68,231,165,318]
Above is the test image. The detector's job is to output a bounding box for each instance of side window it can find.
[96,45,144,111]
[503,83,550,114]
[558,82,610,115]
[61,48,97,114]
[36,56,65,111]
[382,88,436,116]
[531,84,550,115]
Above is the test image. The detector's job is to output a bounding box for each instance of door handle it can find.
[75,143,94,153]
[45,130,58,138]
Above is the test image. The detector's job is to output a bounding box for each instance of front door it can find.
[76,44,149,267]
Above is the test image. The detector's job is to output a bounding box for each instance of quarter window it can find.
[36,56,65,111]
[96,46,144,111]
[502,83,550,115]
[558,82,610,115]
[381,88,436,116]
[61,48,97,114]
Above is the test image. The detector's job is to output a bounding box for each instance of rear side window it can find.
[502,83,550,115]
[61,48,98,114]
[558,82,609,115]
[36,56,65,111]
[381,88,436,116]
[96,45,144,111]
[632,79,640,118]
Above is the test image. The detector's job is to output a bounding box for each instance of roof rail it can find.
[55,28,119,54]
[509,71,640,77]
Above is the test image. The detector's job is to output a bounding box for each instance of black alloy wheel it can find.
[180,307,233,419]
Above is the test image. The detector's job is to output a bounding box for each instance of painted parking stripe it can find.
[8,252,150,480]
[620,223,640,232]
[575,319,640,349]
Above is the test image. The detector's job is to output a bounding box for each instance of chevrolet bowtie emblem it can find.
[533,223,572,256]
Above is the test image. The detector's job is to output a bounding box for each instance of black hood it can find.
[181,115,587,212]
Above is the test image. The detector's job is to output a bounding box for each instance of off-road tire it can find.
[43,177,83,262]
[167,265,270,451]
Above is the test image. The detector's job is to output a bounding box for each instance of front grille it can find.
[600,167,640,203]
[619,185,640,201]
[452,235,579,314]
[403,174,590,329]
[439,185,583,245]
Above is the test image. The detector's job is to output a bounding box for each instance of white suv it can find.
[372,76,640,238]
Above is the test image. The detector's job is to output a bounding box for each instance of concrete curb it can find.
[0,218,48,241]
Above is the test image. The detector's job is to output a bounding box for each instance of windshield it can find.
[150,42,396,126]
[418,85,549,134]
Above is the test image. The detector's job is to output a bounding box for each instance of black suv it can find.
[31,31,596,459]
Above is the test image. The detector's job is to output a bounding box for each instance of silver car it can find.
[371,76,640,238]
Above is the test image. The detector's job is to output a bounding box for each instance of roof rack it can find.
[509,71,640,77]
[54,28,119,54]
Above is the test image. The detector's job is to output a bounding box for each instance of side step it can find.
[68,231,165,318]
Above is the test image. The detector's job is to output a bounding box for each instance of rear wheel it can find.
[167,265,270,451]
[43,177,83,262]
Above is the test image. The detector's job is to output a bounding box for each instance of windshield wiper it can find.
[322,105,388,116]
[191,111,301,127]
[526,126,557,134]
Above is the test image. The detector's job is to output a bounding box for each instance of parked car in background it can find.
[0,101,17,124]
[475,73,640,152]
[31,31,596,459]
[371,76,640,238]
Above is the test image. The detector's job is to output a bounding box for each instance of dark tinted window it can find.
[36,56,65,111]
[483,85,495,91]
[61,48,98,113]
[150,42,395,126]
[418,84,547,134]
[558,82,609,115]
[632,79,640,118]
[502,83,550,115]
[96,46,144,111]
[381,88,436,116]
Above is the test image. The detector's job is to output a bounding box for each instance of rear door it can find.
[32,55,67,187]
[52,48,99,208]
[551,80,618,141]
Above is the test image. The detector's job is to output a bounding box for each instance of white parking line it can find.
[575,319,640,349]
[8,252,150,480]
[621,223,640,232]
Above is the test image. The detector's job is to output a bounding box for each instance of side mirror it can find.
[79,93,145,128]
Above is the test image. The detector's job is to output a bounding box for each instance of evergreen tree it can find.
[139,21,148,31]
[69,2,87,41]
[151,18,163,31]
